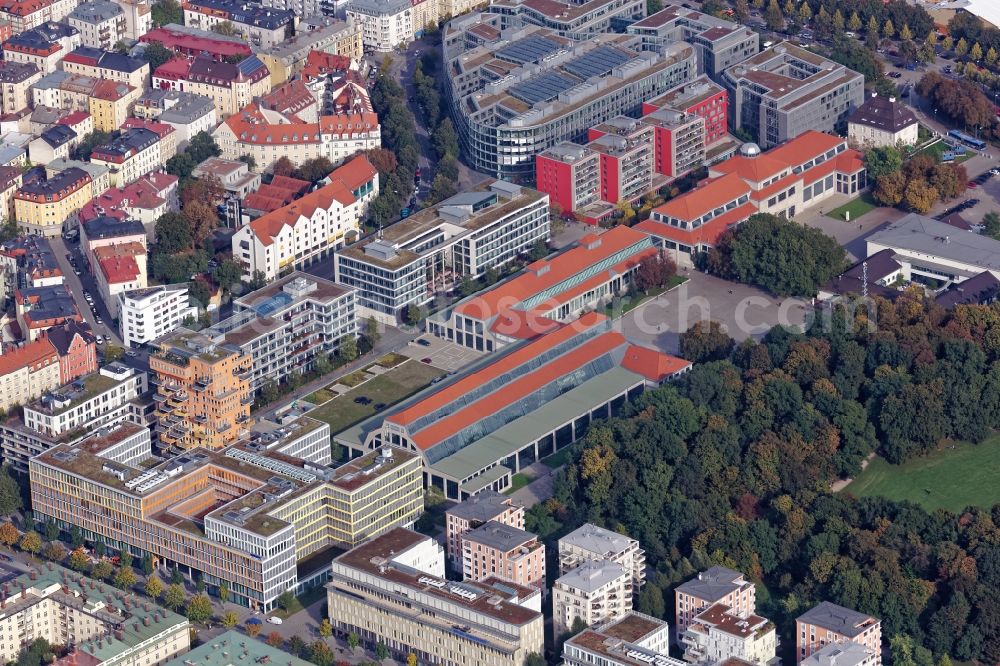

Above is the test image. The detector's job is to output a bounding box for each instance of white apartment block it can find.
[203,273,357,392]
[335,181,549,324]
[328,528,544,666]
[113,0,152,40]
[559,523,646,591]
[119,285,196,348]
[68,0,127,49]
[675,567,756,639]
[801,642,879,666]
[345,0,444,52]
[232,155,378,281]
[563,613,683,666]
[89,128,162,188]
[681,603,778,666]
[249,412,331,466]
[553,559,632,637]
[0,564,189,666]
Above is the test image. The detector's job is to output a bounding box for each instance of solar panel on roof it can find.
[562,46,631,80]
[237,56,264,75]
[509,71,577,104]
[496,35,562,64]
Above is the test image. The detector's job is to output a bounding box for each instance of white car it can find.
[266,616,283,625]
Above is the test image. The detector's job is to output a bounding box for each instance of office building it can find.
[152,54,271,118]
[182,0,295,49]
[559,523,646,590]
[31,433,422,609]
[0,61,42,115]
[638,131,866,267]
[328,528,544,666]
[563,613,682,666]
[336,313,690,499]
[681,603,777,666]
[866,213,1000,282]
[462,521,545,587]
[445,490,524,566]
[722,42,865,148]
[800,642,878,666]
[626,3,758,78]
[150,328,253,451]
[0,563,189,666]
[336,181,549,324]
[119,285,196,348]
[491,0,644,38]
[675,567,756,638]
[427,226,657,351]
[89,128,163,187]
[233,155,378,280]
[68,0,127,49]
[848,92,919,148]
[203,273,357,392]
[796,603,881,665]
[258,17,362,86]
[213,88,380,170]
[553,560,632,636]
[16,285,82,341]
[443,15,696,180]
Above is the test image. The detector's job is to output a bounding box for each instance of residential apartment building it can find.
[14,167,93,236]
[0,234,63,290]
[643,74,728,147]
[0,167,20,229]
[336,181,549,324]
[675,567,756,638]
[0,564,189,666]
[535,143,600,214]
[114,0,152,39]
[153,54,271,119]
[16,284,82,341]
[122,117,178,161]
[559,523,646,590]
[0,336,60,412]
[639,108,707,180]
[30,437,423,610]
[801,642,879,666]
[133,89,218,146]
[233,154,378,280]
[47,319,98,386]
[90,127,162,187]
[61,46,149,89]
[462,521,545,588]
[0,0,79,33]
[2,22,81,74]
[119,285,196,348]
[638,132,866,267]
[140,24,252,60]
[213,91,380,171]
[553,560,632,637]
[68,0,127,49]
[796,603,881,665]
[563,613,682,666]
[149,328,253,451]
[182,0,295,49]
[443,15,696,180]
[848,92,919,148]
[32,71,140,132]
[588,116,656,206]
[81,216,147,277]
[722,42,865,148]
[427,225,656,351]
[93,241,148,318]
[0,61,41,115]
[626,3,758,78]
[81,172,179,239]
[28,125,76,165]
[0,362,147,471]
[445,490,524,566]
[336,313,690,499]
[328,528,544,666]
[346,0,432,52]
[681,603,777,666]
[258,16,362,86]
[488,0,644,40]
[192,157,261,198]
[203,273,357,391]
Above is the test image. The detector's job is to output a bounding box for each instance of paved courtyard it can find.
[618,271,808,354]
[400,334,483,372]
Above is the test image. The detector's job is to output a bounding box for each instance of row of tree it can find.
[367,63,420,228]
[948,11,1000,68]
[869,149,969,214]
[526,293,1000,663]
[414,52,461,204]
[916,71,998,131]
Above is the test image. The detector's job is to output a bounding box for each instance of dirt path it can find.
[830,452,877,493]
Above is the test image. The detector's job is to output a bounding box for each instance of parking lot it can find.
[400,334,483,373]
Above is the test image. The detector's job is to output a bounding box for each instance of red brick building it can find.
[46,320,97,383]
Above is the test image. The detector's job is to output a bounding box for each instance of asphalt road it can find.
[48,234,123,347]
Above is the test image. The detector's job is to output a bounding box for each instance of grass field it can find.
[843,437,1000,513]
[916,140,973,163]
[309,360,444,434]
[337,370,370,388]
[541,447,574,469]
[826,192,879,221]
[376,352,409,368]
[305,388,335,405]
[505,472,534,495]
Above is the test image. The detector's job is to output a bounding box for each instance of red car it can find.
[968,181,978,188]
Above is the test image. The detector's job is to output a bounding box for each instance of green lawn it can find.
[916,140,973,163]
[541,446,574,469]
[826,192,879,222]
[336,370,370,388]
[842,437,1000,513]
[504,472,534,495]
[309,360,444,435]
[271,586,326,619]
[376,352,409,368]
[305,388,335,405]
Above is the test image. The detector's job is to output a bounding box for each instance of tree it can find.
[310,641,334,666]
[971,41,983,61]
[221,611,238,628]
[295,157,336,183]
[904,179,938,213]
[218,581,230,604]
[429,174,458,203]
[524,654,546,666]
[867,15,879,35]
[832,8,845,33]
[145,575,164,599]
[271,156,296,178]
[163,583,185,610]
[459,274,476,297]
[68,548,90,571]
[171,567,183,584]
[864,146,904,181]
[43,541,64,562]
[987,46,999,66]
[734,0,749,23]
[245,621,262,638]
[266,632,283,648]
[213,260,242,295]
[338,335,358,362]
[0,522,20,547]
[151,0,181,25]
[407,654,418,666]
[874,172,906,206]
[114,568,137,590]
[238,154,256,170]
[848,11,862,32]
[530,239,548,261]
[276,590,295,611]
[347,632,359,650]
[942,34,954,51]
[155,211,193,255]
[680,321,735,363]
[900,23,913,41]
[188,280,210,308]
[983,211,1000,239]
[287,636,306,657]
[376,643,390,660]
[186,594,213,623]
[405,304,423,324]
[211,20,238,35]
[782,0,793,19]
[956,37,968,56]
[797,1,811,24]
[636,583,666,618]
[319,618,333,637]
[92,560,113,581]
[433,118,459,159]
[0,466,22,515]
[140,41,174,71]
[43,521,58,542]
[103,344,124,363]
[883,18,895,39]
[140,554,154,576]
[183,201,218,248]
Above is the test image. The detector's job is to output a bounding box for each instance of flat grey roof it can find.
[866,213,1000,273]
[557,559,626,593]
[675,566,746,601]
[447,489,517,522]
[464,520,536,551]
[560,522,636,557]
[800,641,876,666]
[797,602,876,637]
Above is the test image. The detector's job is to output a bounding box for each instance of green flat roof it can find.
[430,366,642,482]
[460,465,511,494]
[162,630,313,666]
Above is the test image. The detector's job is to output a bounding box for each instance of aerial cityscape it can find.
[0,0,994,663]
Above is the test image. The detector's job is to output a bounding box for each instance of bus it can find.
[948,129,986,150]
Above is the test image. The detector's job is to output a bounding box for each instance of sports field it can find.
[844,437,1000,513]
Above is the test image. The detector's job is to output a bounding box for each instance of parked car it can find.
[353,396,372,405]
[968,181,978,188]
[267,617,283,625]
[416,338,431,347]
[125,350,138,358]
[421,357,432,363]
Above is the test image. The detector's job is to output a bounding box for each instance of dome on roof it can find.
[740,142,762,157]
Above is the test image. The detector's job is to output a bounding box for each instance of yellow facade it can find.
[89,86,141,132]
[14,178,92,236]
[62,59,150,90]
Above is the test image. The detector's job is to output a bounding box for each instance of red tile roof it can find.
[0,336,57,376]
[301,50,351,82]
[711,154,787,183]
[243,174,311,212]
[121,117,175,137]
[328,154,376,192]
[260,79,315,116]
[651,172,751,221]
[223,103,378,147]
[140,27,251,59]
[246,177,357,246]
[56,111,90,126]
[636,202,757,247]
[620,344,690,382]
[98,254,140,284]
[766,130,845,168]
[488,309,561,340]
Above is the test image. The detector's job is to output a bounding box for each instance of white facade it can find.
[848,120,918,149]
[68,0,128,49]
[118,285,196,348]
[559,523,646,590]
[563,613,680,666]
[553,560,632,637]
[681,603,777,666]
[113,0,152,39]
